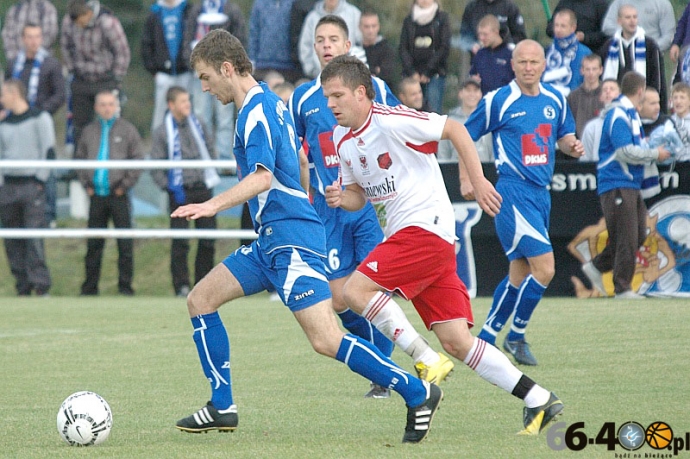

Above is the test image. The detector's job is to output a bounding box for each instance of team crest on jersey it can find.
[359,155,370,175]
[543,105,556,120]
[377,152,393,170]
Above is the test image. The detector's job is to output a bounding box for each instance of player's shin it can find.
[362,292,438,365]
[191,312,234,410]
[336,333,427,407]
[478,276,518,345]
[507,275,547,342]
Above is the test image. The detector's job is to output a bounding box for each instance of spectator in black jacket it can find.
[360,8,397,90]
[546,0,610,54]
[141,0,194,132]
[289,0,317,80]
[399,0,450,114]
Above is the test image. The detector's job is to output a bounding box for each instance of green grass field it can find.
[1,295,689,458]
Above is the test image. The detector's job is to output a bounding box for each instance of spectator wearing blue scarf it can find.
[543,9,592,97]
[150,86,220,297]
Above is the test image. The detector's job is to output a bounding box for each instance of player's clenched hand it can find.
[325,180,342,208]
[171,202,217,220]
[569,139,585,158]
[461,181,475,201]
[473,178,502,217]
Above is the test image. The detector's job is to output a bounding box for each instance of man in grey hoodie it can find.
[0,79,54,296]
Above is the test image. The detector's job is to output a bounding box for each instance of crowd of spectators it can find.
[2,0,690,296]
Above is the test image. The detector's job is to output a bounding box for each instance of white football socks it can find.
[463,337,549,407]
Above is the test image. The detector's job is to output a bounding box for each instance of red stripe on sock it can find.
[364,294,388,321]
[467,339,486,370]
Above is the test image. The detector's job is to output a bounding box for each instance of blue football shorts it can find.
[312,193,383,281]
[222,241,331,312]
[494,179,553,261]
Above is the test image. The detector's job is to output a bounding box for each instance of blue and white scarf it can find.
[192,0,228,48]
[544,32,579,88]
[165,111,220,204]
[603,27,647,81]
[11,47,47,107]
[680,46,690,84]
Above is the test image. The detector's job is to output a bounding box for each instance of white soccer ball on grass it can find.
[56,391,112,446]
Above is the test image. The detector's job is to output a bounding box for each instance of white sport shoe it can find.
[582,261,606,294]
[615,290,645,300]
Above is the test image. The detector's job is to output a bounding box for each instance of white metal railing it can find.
[0,159,258,240]
[0,159,237,169]
[0,229,256,239]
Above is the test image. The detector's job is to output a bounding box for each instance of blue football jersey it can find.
[234,82,326,255]
[289,75,400,196]
[465,81,575,187]
[597,99,645,195]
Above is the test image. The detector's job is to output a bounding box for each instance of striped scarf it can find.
[165,111,220,204]
[619,96,643,147]
[544,32,579,89]
[11,47,47,107]
[681,46,690,84]
[192,0,227,47]
[603,27,647,81]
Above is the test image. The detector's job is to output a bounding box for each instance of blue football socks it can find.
[337,308,394,357]
[191,312,233,410]
[507,275,546,342]
[478,276,519,345]
[336,334,426,407]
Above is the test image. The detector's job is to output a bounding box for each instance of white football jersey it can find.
[334,103,456,243]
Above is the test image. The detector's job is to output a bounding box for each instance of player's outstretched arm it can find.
[558,134,585,159]
[325,180,366,211]
[171,166,273,220]
[443,119,502,217]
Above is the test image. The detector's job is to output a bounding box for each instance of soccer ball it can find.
[56,391,112,446]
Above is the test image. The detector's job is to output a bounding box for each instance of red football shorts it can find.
[357,226,473,330]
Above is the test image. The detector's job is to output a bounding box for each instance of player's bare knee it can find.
[186,286,217,316]
[308,334,339,358]
[533,267,555,286]
[440,335,472,361]
[435,322,474,360]
[330,291,348,313]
